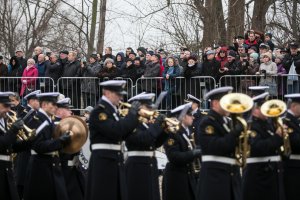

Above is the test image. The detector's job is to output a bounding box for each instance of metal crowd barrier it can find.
[57,77,134,112]
[0,76,55,95]
[136,76,217,110]
[219,74,300,100]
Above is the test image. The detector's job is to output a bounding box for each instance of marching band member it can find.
[163,103,200,200]
[198,86,243,200]
[24,92,70,200]
[85,80,140,200]
[55,97,85,200]
[15,90,40,199]
[125,93,168,200]
[283,94,300,200]
[0,92,24,200]
[242,92,285,200]
[248,86,269,97]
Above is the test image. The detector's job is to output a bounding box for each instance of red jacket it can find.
[20,66,38,96]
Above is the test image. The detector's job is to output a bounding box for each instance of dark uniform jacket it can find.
[0,118,20,200]
[125,122,168,200]
[23,110,68,200]
[85,99,139,200]
[283,112,300,200]
[198,110,241,200]
[242,117,284,200]
[163,126,199,200]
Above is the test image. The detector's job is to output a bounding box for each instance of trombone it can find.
[220,93,254,167]
[260,99,291,156]
[6,110,36,141]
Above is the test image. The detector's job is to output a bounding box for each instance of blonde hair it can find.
[27,58,35,65]
[69,51,77,58]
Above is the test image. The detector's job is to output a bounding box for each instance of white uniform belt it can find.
[0,155,11,161]
[31,150,58,156]
[127,151,155,157]
[202,155,237,165]
[247,156,281,164]
[289,154,300,160]
[91,143,122,151]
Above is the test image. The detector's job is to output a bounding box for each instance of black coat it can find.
[183,63,202,96]
[62,60,81,89]
[85,99,139,200]
[192,109,206,147]
[283,112,300,200]
[121,64,138,82]
[23,111,68,200]
[125,122,168,200]
[163,126,198,200]
[0,118,20,200]
[198,110,241,200]
[242,117,284,200]
[45,60,63,83]
[201,58,221,89]
[98,66,121,80]
[282,52,300,74]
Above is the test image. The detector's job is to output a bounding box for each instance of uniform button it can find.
[149,147,153,150]
[59,163,61,167]
[53,163,55,167]
[117,152,121,155]
[230,172,234,176]
[6,168,8,171]
[118,163,121,166]
[150,164,153,167]
[188,172,190,174]
[277,169,280,173]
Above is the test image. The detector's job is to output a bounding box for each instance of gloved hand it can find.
[9,119,24,134]
[129,101,141,115]
[192,149,202,157]
[59,131,71,146]
[155,114,166,126]
[232,122,243,137]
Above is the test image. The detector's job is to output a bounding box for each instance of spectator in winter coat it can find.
[45,53,63,92]
[102,46,115,61]
[36,54,46,91]
[264,33,275,52]
[257,52,278,96]
[216,47,228,69]
[15,50,27,71]
[80,54,102,107]
[245,32,259,50]
[125,47,134,61]
[184,55,202,96]
[121,59,138,82]
[33,46,43,64]
[0,56,8,91]
[275,55,287,99]
[115,52,125,68]
[141,54,161,93]
[163,56,181,108]
[98,58,121,80]
[134,57,146,79]
[7,56,23,93]
[62,51,81,114]
[20,58,38,97]
[59,50,69,70]
[201,50,220,88]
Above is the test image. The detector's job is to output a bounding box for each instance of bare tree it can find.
[88,0,98,55]
[227,0,245,45]
[97,0,107,54]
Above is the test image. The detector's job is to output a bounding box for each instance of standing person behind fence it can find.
[257,52,278,97]
[32,46,43,64]
[216,47,228,70]
[102,46,115,61]
[36,54,46,92]
[0,56,8,91]
[80,54,102,107]
[7,56,23,93]
[62,51,81,114]
[183,55,202,96]
[282,42,300,93]
[115,52,125,69]
[15,50,27,71]
[45,53,63,92]
[20,58,38,98]
[275,55,287,99]
[142,54,161,93]
[201,50,220,90]
[163,56,181,109]
[98,58,121,81]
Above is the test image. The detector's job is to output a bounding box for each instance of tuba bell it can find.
[260,99,290,156]
[53,116,88,154]
[220,93,254,167]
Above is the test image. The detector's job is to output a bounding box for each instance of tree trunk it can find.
[88,0,98,55]
[251,0,273,31]
[227,0,245,45]
[201,0,226,48]
[96,0,107,54]
[291,0,298,39]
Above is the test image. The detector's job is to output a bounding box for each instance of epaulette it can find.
[201,111,208,115]
[23,109,28,113]
[98,104,105,109]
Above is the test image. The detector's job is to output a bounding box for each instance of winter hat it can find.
[227,50,237,58]
[104,58,114,65]
[262,52,272,60]
[147,50,154,56]
[187,55,198,62]
[249,53,259,61]
[90,54,98,60]
[137,47,147,55]
[153,54,161,60]
[265,32,272,39]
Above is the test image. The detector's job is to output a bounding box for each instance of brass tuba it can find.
[220,93,254,167]
[53,116,88,154]
[260,99,290,156]
[6,110,36,141]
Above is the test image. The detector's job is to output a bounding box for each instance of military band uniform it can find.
[198,109,242,200]
[85,98,139,200]
[283,111,300,200]
[24,93,69,200]
[125,120,168,200]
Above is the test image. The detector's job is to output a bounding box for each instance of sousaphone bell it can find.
[54,116,88,154]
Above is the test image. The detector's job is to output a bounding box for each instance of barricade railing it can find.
[0,76,55,95]
[219,74,300,100]
[135,76,217,110]
[57,77,134,112]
